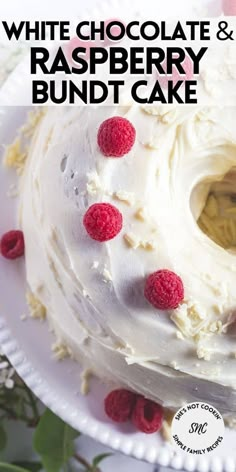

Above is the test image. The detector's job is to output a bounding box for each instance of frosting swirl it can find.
[20,104,236,414]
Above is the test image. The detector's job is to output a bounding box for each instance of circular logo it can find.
[171,402,225,455]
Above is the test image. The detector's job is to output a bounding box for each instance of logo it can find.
[171,402,225,455]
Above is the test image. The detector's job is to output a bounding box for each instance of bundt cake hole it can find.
[197,168,236,250]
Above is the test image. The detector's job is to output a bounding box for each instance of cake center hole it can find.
[197,168,236,250]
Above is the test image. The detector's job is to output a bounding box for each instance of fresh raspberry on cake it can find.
[0,230,25,260]
[66,37,93,62]
[144,269,184,310]
[222,0,236,15]
[97,117,136,157]
[105,389,137,422]
[158,55,194,89]
[104,19,123,44]
[83,203,123,241]
[132,396,164,434]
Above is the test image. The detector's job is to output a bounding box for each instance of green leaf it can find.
[0,463,31,472]
[0,424,7,451]
[33,408,80,472]
[91,453,112,470]
[13,462,42,472]
[14,395,25,419]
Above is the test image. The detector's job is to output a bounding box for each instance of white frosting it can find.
[20,104,236,414]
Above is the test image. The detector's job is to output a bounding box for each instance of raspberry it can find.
[83,203,123,242]
[66,37,94,63]
[132,396,164,434]
[158,55,194,89]
[222,0,236,15]
[104,389,137,423]
[144,269,184,310]
[97,117,136,157]
[0,230,25,260]
[104,19,124,45]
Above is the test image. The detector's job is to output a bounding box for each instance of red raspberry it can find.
[97,117,136,157]
[144,269,184,310]
[222,0,236,15]
[66,37,94,63]
[158,55,194,89]
[132,396,164,434]
[104,19,124,45]
[0,230,25,260]
[83,203,122,242]
[105,389,137,423]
